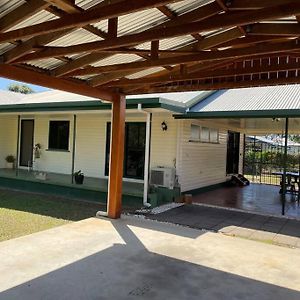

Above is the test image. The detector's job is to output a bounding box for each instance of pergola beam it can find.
[105,60,300,87]
[0,65,115,101]
[249,23,300,36]
[51,2,222,77]
[226,0,297,10]
[65,40,300,76]
[128,76,300,94]
[10,3,300,60]
[0,0,183,43]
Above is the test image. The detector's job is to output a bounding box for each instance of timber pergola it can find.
[1,0,300,218]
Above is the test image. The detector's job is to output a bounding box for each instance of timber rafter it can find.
[1,0,300,96]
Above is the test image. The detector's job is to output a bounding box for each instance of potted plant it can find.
[5,155,15,169]
[74,170,84,184]
[33,143,42,159]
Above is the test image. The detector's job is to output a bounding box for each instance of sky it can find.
[0,78,49,93]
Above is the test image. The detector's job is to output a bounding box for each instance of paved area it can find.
[0,216,300,299]
[147,204,300,248]
[192,184,300,219]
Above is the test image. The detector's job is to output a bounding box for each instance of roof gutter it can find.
[174,109,300,119]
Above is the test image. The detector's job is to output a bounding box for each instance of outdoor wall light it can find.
[161,121,168,131]
[272,118,281,122]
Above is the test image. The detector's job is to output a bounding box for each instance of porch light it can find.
[272,118,281,122]
[161,121,168,131]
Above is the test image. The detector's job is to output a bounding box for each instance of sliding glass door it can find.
[105,122,146,179]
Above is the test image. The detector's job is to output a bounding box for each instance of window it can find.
[48,121,70,151]
[190,124,219,143]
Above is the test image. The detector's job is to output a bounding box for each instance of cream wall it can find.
[0,116,18,168]
[176,119,229,192]
[0,113,244,191]
[33,115,74,174]
[150,112,177,169]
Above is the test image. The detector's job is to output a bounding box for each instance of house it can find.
[0,84,300,208]
[246,136,300,155]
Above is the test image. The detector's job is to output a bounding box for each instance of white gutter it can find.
[138,103,151,207]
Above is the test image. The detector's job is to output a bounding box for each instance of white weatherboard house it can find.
[0,85,299,207]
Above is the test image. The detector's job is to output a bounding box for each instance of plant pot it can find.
[5,162,14,169]
[74,174,84,184]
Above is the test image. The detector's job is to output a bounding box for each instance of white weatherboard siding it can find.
[0,116,18,168]
[150,113,177,169]
[33,115,74,174]
[176,119,228,192]
[74,114,107,178]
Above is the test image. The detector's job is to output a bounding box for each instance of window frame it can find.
[189,123,219,144]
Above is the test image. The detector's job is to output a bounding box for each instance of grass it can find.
[0,189,103,242]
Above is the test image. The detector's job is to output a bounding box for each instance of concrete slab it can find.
[148,205,300,248]
[273,234,300,247]
[0,216,300,300]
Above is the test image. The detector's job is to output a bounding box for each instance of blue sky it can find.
[0,78,49,93]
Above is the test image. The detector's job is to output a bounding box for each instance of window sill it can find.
[46,149,70,153]
[189,140,220,144]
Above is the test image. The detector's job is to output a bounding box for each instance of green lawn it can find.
[0,189,102,242]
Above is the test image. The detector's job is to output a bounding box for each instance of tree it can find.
[7,83,34,94]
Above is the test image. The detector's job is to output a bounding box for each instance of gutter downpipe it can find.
[138,104,152,207]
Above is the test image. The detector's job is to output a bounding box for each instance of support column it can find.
[16,115,20,177]
[282,117,289,215]
[71,114,77,184]
[107,94,126,219]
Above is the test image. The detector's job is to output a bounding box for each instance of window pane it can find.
[48,121,70,150]
[210,128,219,143]
[201,127,209,142]
[191,124,200,140]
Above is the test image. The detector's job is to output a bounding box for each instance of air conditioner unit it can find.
[150,167,175,189]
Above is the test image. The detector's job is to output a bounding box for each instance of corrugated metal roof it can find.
[75,0,105,10]
[93,8,167,36]
[91,54,140,67]
[27,58,64,70]
[136,35,196,51]
[0,89,207,109]
[0,90,97,105]
[128,91,213,107]
[0,42,14,55]
[0,0,218,82]
[167,0,213,15]
[0,90,26,104]
[9,10,58,31]
[190,85,300,113]
[126,67,165,79]
[0,0,25,18]
[47,28,103,47]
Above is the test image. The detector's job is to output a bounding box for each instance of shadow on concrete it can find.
[0,218,299,300]
[147,204,300,240]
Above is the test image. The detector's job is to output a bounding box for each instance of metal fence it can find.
[244,136,300,186]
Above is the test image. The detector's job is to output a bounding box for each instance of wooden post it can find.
[107,94,126,219]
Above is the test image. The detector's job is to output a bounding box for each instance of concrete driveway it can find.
[0,216,299,300]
